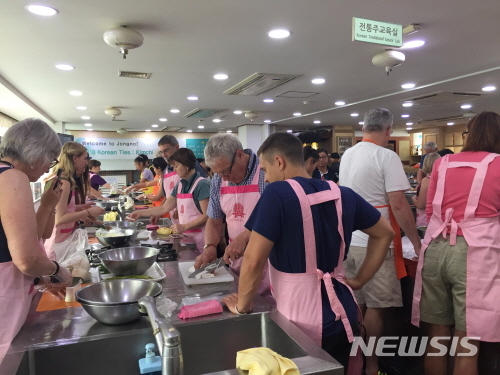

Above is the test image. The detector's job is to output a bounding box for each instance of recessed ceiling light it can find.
[359,122,364,125]
[170,109,180,113]
[198,125,204,129]
[287,130,293,133]
[226,130,232,133]
[314,120,321,124]
[76,106,87,110]
[406,122,413,125]
[267,29,291,39]
[406,127,413,130]
[187,96,198,101]
[213,73,228,80]
[152,124,158,128]
[87,129,93,132]
[233,110,243,115]
[482,85,496,92]
[401,83,415,89]
[213,119,221,123]
[402,102,413,107]
[461,104,472,109]
[335,101,346,106]
[84,123,92,127]
[401,114,410,118]
[351,113,359,117]
[447,122,454,126]
[263,99,274,103]
[145,129,152,132]
[293,112,301,116]
[187,130,193,133]
[311,78,326,84]
[81,116,90,120]
[69,90,82,96]
[264,119,271,123]
[159,118,167,122]
[26,5,58,16]
[55,64,74,71]
[400,40,425,49]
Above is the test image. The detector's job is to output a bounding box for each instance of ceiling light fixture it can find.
[401,83,415,89]
[170,109,180,113]
[311,78,326,84]
[293,112,301,116]
[401,114,410,118]
[159,118,167,122]
[84,123,92,127]
[264,119,271,123]
[69,90,82,96]
[314,120,321,124]
[461,104,472,109]
[372,50,405,75]
[406,127,412,130]
[213,73,228,80]
[87,129,93,132]
[81,116,90,120]
[55,64,74,71]
[402,102,413,107]
[226,130,232,133]
[351,113,359,117]
[213,119,222,123]
[482,85,496,92]
[244,112,258,121]
[287,130,293,133]
[263,99,274,103]
[105,107,122,120]
[187,130,192,133]
[234,110,243,115]
[76,106,87,110]
[406,122,413,125]
[335,101,346,106]
[152,124,158,128]
[187,96,198,101]
[447,122,454,126]
[359,122,364,125]
[145,129,151,132]
[25,4,58,16]
[400,40,425,49]
[268,29,291,39]
[103,25,144,59]
[198,125,205,129]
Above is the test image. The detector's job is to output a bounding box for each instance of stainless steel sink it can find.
[14,313,342,375]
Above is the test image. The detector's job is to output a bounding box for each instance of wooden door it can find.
[399,140,411,164]
[424,133,438,146]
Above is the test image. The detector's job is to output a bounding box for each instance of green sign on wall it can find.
[352,17,402,47]
[186,139,209,159]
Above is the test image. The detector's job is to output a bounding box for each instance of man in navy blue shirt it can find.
[223,133,394,371]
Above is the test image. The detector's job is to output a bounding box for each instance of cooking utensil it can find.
[188,258,224,278]
[95,200,119,211]
[98,246,159,276]
[96,229,135,248]
[75,279,162,324]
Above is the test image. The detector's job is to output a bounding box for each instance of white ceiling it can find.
[1,0,499,134]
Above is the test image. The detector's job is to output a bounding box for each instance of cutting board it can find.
[178,261,234,286]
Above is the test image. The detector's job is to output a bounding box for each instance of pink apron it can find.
[269,179,362,375]
[219,165,271,298]
[412,153,500,341]
[176,177,205,253]
[163,170,181,224]
[44,191,77,260]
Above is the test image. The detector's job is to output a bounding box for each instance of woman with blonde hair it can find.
[0,119,72,362]
[412,152,440,226]
[44,142,104,260]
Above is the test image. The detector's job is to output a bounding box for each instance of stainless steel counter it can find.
[2,242,344,375]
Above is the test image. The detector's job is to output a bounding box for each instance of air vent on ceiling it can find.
[160,126,184,132]
[276,91,319,98]
[421,114,466,123]
[184,109,226,118]
[224,73,301,96]
[118,71,152,79]
[403,91,493,106]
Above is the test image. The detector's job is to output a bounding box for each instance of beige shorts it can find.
[419,236,467,331]
[344,246,403,308]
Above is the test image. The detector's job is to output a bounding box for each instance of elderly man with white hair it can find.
[417,141,438,183]
[339,108,421,375]
[194,133,271,299]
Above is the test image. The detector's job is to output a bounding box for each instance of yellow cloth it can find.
[236,348,299,375]
[103,211,119,221]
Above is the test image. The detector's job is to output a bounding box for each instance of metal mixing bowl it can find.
[75,280,162,324]
[103,221,142,242]
[96,229,135,248]
[98,246,159,276]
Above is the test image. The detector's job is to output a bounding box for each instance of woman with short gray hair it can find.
[0,118,72,361]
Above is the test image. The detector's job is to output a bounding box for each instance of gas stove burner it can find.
[142,242,177,262]
[86,245,112,267]
[156,252,177,262]
[141,242,173,251]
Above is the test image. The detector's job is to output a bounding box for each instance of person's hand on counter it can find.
[126,210,143,222]
[223,235,246,265]
[194,246,217,269]
[222,293,239,314]
[87,206,105,218]
[81,202,97,210]
[35,263,72,300]
[150,216,159,225]
[170,223,186,234]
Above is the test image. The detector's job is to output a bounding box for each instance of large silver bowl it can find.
[96,229,135,248]
[75,280,162,324]
[103,221,143,242]
[98,246,159,276]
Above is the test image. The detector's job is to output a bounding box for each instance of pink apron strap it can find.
[432,154,450,219]
[188,177,204,194]
[251,164,261,185]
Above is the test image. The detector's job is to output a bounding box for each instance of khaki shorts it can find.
[344,246,403,308]
[420,235,467,331]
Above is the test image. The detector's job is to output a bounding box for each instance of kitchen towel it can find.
[236,347,299,375]
[177,299,223,319]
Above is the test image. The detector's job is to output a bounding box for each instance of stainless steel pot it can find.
[96,229,135,248]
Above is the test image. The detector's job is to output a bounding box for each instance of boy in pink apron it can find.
[223,133,394,375]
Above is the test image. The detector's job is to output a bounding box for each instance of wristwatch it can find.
[203,244,217,250]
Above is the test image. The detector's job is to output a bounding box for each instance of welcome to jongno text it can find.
[350,336,480,357]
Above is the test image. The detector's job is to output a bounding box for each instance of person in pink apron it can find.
[128,148,210,252]
[88,160,111,193]
[194,133,271,297]
[44,142,104,260]
[0,119,72,364]
[412,112,500,375]
[222,133,394,375]
[412,152,440,227]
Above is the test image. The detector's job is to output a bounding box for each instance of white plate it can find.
[178,261,234,285]
[136,230,150,241]
[100,262,166,282]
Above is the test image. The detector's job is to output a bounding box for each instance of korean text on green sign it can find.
[352,17,402,47]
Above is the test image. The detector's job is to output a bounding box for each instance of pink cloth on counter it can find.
[177,299,223,319]
[425,152,500,235]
